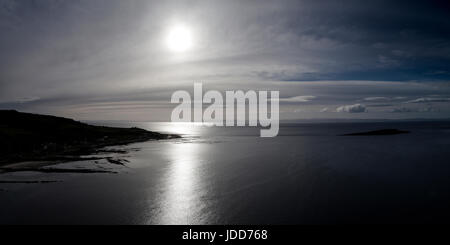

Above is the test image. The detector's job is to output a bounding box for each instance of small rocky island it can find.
[341,129,410,136]
[0,110,180,165]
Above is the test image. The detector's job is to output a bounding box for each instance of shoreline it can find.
[0,110,180,166]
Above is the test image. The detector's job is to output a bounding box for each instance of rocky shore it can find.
[0,110,180,165]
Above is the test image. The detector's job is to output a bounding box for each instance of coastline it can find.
[0,110,180,167]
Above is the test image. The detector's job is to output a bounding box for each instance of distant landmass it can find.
[341,129,410,136]
[0,110,179,165]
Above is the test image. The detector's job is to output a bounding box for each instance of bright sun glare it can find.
[166,25,193,53]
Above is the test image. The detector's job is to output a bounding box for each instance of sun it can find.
[166,25,193,53]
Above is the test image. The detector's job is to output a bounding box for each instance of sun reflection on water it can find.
[155,140,207,224]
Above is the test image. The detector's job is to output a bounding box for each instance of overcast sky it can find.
[1,0,450,121]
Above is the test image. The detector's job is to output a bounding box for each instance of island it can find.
[0,110,180,165]
[341,129,410,136]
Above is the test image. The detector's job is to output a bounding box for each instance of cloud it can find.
[377,55,400,68]
[406,97,450,103]
[17,96,40,103]
[390,107,415,113]
[364,96,408,102]
[366,104,393,107]
[420,107,438,112]
[392,50,412,58]
[394,97,407,100]
[320,107,329,112]
[0,96,40,104]
[278,95,316,102]
[364,97,389,101]
[390,106,438,113]
[336,104,367,113]
[0,0,18,13]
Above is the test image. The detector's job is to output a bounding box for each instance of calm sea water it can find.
[1,121,450,224]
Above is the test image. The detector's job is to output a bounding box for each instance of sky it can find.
[0,0,450,121]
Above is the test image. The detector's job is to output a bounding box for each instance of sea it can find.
[1,121,450,224]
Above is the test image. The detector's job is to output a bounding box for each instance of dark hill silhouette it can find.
[0,110,179,164]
